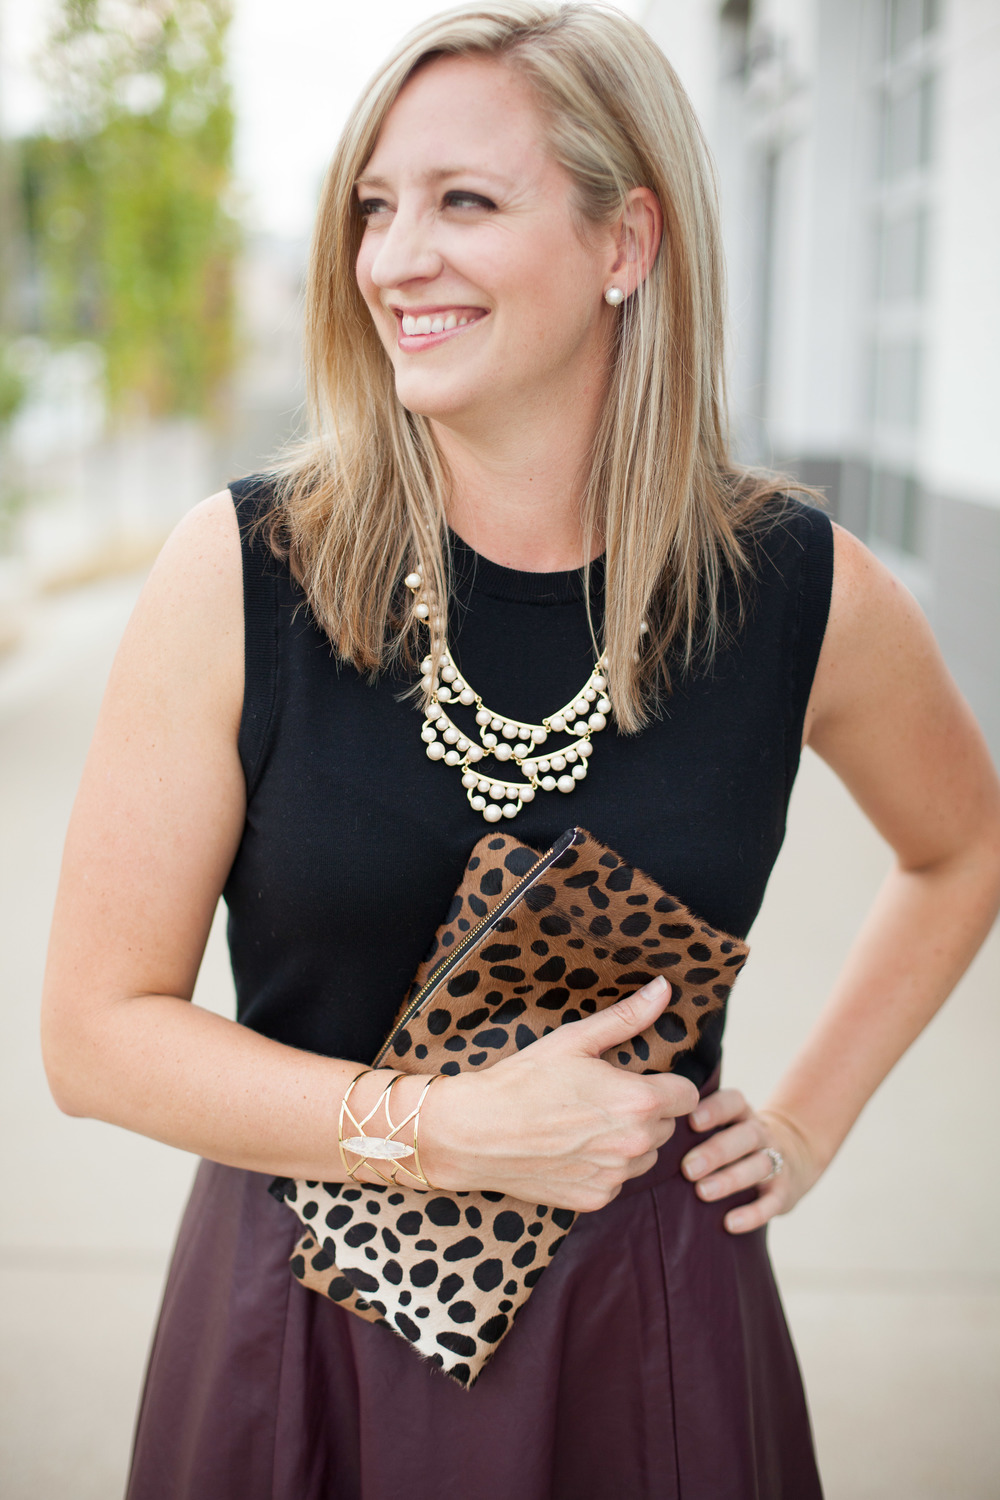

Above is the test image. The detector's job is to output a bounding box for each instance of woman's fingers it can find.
[691,1145,774,1201]
[440,981,701,1202]
[679,1094,823,1233]
[681,1116,764,1182]
[688,1087,750,1132]
[680,1092,798,1227]
[723,1186,784,1235]
[568,975,673,1058]
[622,1147,661,1181]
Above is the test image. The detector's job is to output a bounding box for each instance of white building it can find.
[644,0,1000,759]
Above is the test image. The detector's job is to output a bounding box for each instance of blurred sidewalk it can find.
[1,570,998,1500]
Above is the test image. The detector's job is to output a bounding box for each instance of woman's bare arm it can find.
[40,491,369,1179]
[41,492,696,1206]
[681,523,1000,1229]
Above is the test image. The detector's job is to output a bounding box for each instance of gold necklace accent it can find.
[405,568,613,823]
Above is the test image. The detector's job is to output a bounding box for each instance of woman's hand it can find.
[423,975,700,1212]
[680,1089,826,1234]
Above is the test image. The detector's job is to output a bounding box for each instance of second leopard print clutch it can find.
[271,827,749,1387]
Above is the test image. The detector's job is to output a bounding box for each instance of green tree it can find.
[24,0,239,418]
[0,129,28,537]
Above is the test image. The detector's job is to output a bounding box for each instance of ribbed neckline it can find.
[449,529,605,605]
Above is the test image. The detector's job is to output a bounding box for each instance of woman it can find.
[42,4,1000,1498]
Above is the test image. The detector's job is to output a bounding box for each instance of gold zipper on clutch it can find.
[375,826,582,1066]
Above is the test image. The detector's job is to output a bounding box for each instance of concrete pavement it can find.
[1,572,997,1499]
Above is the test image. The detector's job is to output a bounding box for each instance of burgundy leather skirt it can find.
[126,1078,822,1500]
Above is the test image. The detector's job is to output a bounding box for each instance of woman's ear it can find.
[608,186,663,295]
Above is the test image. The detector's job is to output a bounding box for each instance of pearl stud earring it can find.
[604,286,625,306]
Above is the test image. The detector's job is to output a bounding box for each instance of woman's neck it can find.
[430,386,605,574]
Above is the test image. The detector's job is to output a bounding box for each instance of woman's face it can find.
[354,54,618,435]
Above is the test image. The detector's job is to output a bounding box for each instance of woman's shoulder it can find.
[148,487,243,610]
[126,488,244,714]
[815,519,926,692]
[84,490,247,804]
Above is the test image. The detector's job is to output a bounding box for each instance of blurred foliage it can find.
[0,343,28,427]
[0,131,28,429]
[19,0,240,419]
[0,341,28,542]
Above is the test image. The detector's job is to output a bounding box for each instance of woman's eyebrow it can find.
[355,166,513,191]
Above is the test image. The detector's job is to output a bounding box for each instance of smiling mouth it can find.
[395,307,488,338]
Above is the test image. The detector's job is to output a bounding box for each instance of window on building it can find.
[885,0,940,59]
[874,340,923,427]
[867,0,940,560]
[877,205,928,301]
[870,469,925,556]
[880,73,935,179]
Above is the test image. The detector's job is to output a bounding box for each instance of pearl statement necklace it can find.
[405,566,617,823]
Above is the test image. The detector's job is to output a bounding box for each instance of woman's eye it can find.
[443,191,497,212]
[357,191,496,221]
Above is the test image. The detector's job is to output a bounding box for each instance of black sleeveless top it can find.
[223,478,833,1087]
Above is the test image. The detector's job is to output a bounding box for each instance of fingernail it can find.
[727,1211,747,1231]
[698,1178,720,1199]
[684,1154,704,1178]
[639,976,666,998]
[691,1108,708,1128]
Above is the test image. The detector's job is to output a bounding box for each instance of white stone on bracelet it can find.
[342,1135,413,1160]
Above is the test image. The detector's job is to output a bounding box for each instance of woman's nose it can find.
[368,207,443,291]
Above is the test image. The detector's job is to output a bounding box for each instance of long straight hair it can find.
[268,1,798,732]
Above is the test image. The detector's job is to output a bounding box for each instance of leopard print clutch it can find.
[271,827,749,1387]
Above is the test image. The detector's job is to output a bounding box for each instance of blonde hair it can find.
[268,1,793,732]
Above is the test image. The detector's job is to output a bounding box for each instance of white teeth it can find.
[400,310,480,337]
